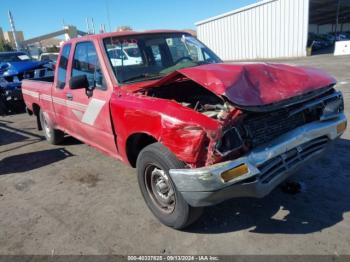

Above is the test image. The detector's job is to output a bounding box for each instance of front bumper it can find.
[169,114,347,207]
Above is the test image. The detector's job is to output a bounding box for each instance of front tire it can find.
[136,143,203,229]
[39,109,64,145]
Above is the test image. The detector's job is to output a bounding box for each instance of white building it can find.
[196,0,350,60]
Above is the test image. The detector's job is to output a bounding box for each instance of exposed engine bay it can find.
[140,78,344,160]
[144,79,233,120]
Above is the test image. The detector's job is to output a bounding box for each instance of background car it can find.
[39,52,59,63]
[107,46,143,66]
[0,51,51,114]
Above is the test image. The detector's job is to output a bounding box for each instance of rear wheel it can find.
[39,109,64,145]
[136,142,203,229]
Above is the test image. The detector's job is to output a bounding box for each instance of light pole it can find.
[8,10,20,51]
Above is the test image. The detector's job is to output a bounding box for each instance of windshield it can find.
[103,33,221,84]
[0,52,32,62]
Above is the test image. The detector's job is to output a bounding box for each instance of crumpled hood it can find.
[0,61,47,77]
[129,63,336,107]
[174,63,336,107]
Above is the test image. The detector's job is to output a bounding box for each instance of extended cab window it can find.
[57,44,71,89]
[72,42,106,90]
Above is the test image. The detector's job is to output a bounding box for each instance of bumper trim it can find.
[169,114,347,207]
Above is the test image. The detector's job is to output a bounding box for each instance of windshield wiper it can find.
[196,61,214,65]
[123,73,165,83]
[160,60,205,75]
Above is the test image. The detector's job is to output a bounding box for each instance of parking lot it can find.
[0,54,350,255]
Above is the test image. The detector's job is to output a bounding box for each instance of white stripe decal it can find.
[67,100,87,111]
[72,109,84,120]
[81,98,105,125]
[40,94,52,102]
[22,89,39,98]
[52,96,87,111]
[23,89,87,111]
[23,89,104,125]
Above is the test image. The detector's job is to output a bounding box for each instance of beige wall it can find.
[0,27,4,42]
[3,31,24,47]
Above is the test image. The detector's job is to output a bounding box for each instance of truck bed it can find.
[21,78,54,113]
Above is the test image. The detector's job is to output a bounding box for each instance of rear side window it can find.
[57,44,71,89]
[72,42,106,90]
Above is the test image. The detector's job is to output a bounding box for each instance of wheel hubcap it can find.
[145,165,176,214]
[42,113,51,138]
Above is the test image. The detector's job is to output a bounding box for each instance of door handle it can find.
[66,93,73,101]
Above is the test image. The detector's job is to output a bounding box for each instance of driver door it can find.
[65,41,117,156]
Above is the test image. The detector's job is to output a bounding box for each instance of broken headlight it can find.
[320,92,344,121]
[216,127,243,156]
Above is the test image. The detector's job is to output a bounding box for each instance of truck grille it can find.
[243,109,310,148]
[258,136,329,184]
[241,89,343,149]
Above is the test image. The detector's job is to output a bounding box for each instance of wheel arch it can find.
[32,103,42,130]
[125,132,158,168]
[32,103,40,116]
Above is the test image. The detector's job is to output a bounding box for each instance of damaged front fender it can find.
[110,91,229,167]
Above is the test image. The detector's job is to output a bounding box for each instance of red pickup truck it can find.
[22,30,347,229]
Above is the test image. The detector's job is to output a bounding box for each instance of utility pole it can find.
[91,18,96,34]
[335,0,341,35]
[86,18,91,34]
[8,10,20,51]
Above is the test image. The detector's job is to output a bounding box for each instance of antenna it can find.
[91,18,96,34]
[86,17,91,34]
[8,10,20,51]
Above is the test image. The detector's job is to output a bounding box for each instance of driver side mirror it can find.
[69,75,94,98]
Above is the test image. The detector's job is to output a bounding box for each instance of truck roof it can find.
[64,30,189,44]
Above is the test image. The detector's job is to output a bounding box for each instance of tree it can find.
[0,40,13,52]
[116,26,133,32]
[46,46,60,53]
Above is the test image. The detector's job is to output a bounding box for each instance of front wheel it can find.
[136,143,203,229]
